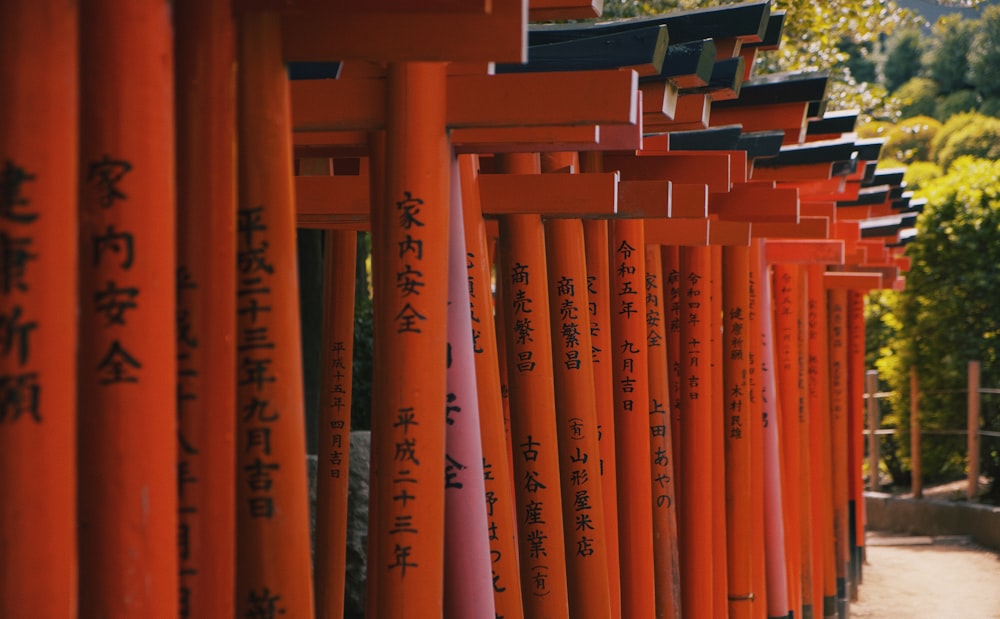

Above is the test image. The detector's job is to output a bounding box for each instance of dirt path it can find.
[851,532,1000,618]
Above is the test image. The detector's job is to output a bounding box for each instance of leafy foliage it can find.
[876,157,1000,494]
[893,77,940,119]
[902,160,943,191]
[968,5,1000,97]
[882,27,924,92]
[934,115,1000,169]
[923,14,977,93]
[879,115,941,164]
[933,89,981,121]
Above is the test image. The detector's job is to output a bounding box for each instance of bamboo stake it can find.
[646,244,682,619]
[314,222,356,619]
[174,2,237,615]
[367,61,450,618]
[611,218,656,619]
[723,245,753,619]
[679,245,715,619]
[582,217,623,619]
[0,1,78,615]
[459,154,525,618]
[910,367,922,499]
[806,265,837,619]
[968,360,981,501]
[78,1,177,615]
[545,216,614,619]
[496,153,571,618]
[235,11,314,618]
[444,155,496,618]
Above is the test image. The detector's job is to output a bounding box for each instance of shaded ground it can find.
[851,532,1000,618]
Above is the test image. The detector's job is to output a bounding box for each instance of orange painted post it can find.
[806,265,837,619]
[496,152,571,618]
[0,1,78,615]
[459,154,525,618]
[174,2,237,615]
[910,367,922,499]
[847,289,866,597]
[723,244,753,619]
[314,223,357,619]
[772,264,803,619]
[710,245,729,619]
[662,246,683,516]
[367,61,450,618]
[758,249,790,619]
[582,217,623,619]
[968,360,981,501]
[611,217,657,619]
[747,242,768,619]
[235,12,314,618]
[827,287,850,619]
[545,216,614,619]
[796,267,816,619]
[645,244,682,619]
[678,244,715,619]
[444,156,496,618]
[78,1,178,616]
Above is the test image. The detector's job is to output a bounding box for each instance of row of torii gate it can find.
[0,1,919,618]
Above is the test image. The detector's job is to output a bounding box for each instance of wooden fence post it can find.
[967,360,981,501]
[910,367,922,499]
[866,371,879,492]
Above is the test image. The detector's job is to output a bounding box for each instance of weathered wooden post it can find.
[968,360,981,501]
[866,370,880,492]
[235,10,315,618]
[911,366,922,499]
[0,2,78,616]
[78,1,178,615]
[174,2,237,615]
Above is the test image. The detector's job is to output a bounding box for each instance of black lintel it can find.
[866,167,905,188]
[640,39,716,89]
[713,70,830,108]
[807,109,859,136]
[528,0,771,46]
[889,186,905,200]
[754,137,857,167]
[498,25,669,74]
[744,10,785,50]
[678,56,745,99]
[901,197,926,213]
[832,158,859,177]
[667,124,742,151]
[737,130,785,159]
[287,61,342,80]
[807,99,828,119]
[891,196,912,211]
[854,138,885,161]
[838,186,889,206]
[860,213,917,238]
[862,160,878,185]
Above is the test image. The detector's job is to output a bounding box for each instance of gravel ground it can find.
[850,532,1000,618]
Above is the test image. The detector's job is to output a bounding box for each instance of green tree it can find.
[935,115,1000,170]
[880,115,941,164]
[877,157,1000,498]
[882,27,925,93]
[923,14,977,94]
[968,5,1000,97]
[930,111,985,159]
[893,77,939,119]
[933,89,980,121]
[902,160,943,191]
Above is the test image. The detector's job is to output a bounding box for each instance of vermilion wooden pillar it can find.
[582,218,623,619]
[78,1,178,616]
[174,1,237,615]
[496,153,571,619]
[314,222,356,618]
[611,218,656,619]
[828,287,850,619]
[796,267,816,619]
[747,241,768,619]
[235,12,314,618]
[661,246,683,517]
[0,2,78,616]
[545,216,614,619]
[710,244,729,619]
[679,244,715,619]
[444,157,496,618]
[806,265,836,619]
[723,245,753,619]
[846,289,867,600]
[368,62,450,618]
[645,244,681,619]
[459,154,525,618]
